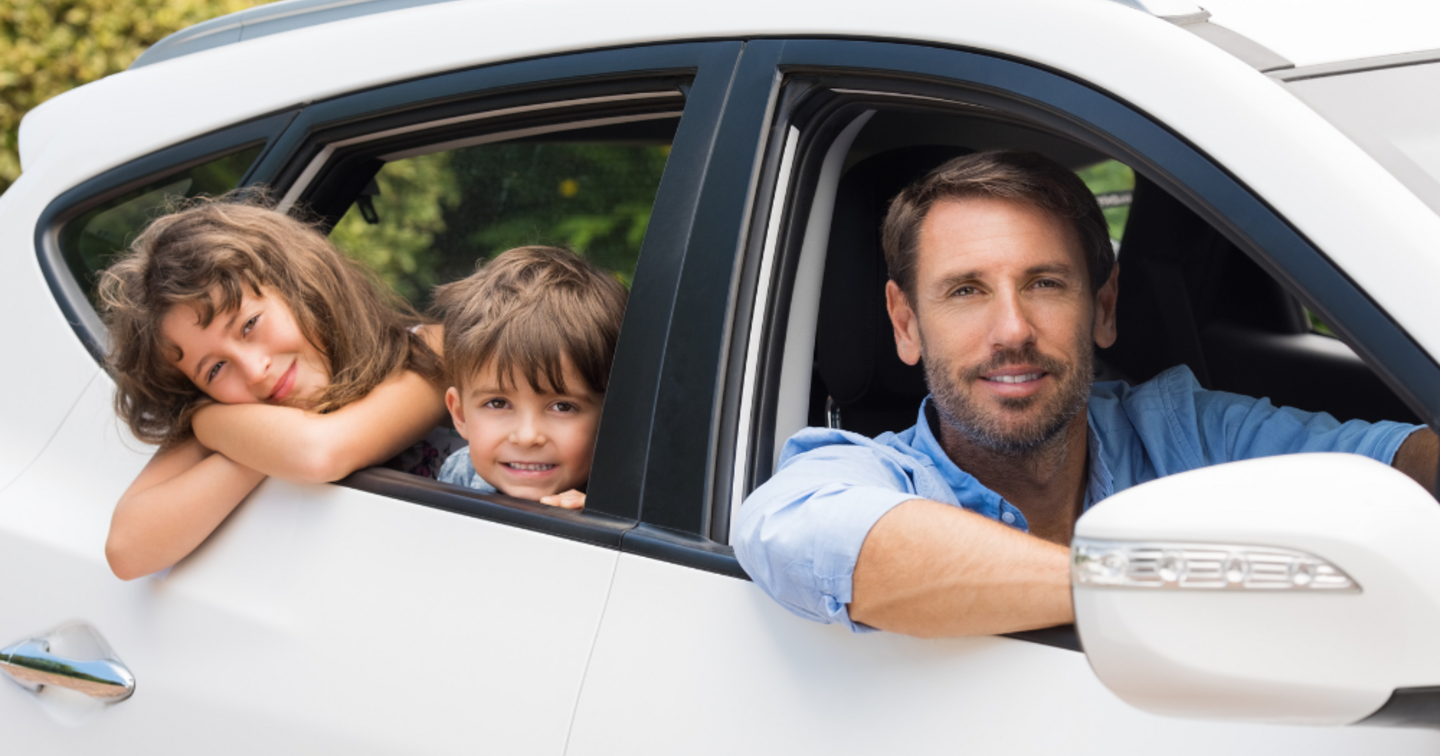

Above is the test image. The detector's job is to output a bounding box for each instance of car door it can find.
[565,40,1440,753]
[0,42,741,754]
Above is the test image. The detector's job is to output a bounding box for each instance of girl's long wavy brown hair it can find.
[98,196,443,448]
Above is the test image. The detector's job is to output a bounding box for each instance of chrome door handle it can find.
[1,634,135,703]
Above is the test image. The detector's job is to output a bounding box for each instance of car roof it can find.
[129,0,1440,71]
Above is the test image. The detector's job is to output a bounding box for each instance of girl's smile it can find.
[161,286,329,408]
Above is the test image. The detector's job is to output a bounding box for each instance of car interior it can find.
[754,100,1421,504]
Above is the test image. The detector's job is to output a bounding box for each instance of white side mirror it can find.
[1072,453,1440,727]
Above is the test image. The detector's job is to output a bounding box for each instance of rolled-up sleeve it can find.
[733,435,926,632]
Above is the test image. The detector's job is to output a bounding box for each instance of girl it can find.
[100,199,449,580]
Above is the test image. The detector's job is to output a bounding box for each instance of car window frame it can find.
[35,41,750,555]
[608,40,1440,640]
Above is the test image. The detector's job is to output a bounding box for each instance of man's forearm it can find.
[1393,428,1438,496]
[849,499,1073,638]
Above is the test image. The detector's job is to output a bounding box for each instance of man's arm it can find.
[1392,428,1438,496]
[850,499,1073,638]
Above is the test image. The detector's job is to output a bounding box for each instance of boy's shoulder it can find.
[438,446,498,493]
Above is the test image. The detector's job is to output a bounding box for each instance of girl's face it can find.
[445,359,602,501]
[161,286,329,408]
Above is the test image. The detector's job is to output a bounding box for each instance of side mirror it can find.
[1072,453,1440,727]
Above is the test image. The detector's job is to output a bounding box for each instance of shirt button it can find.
[1001,511,1016,524]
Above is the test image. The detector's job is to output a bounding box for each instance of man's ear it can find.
[886,280,923,366]
[445,386,471,440]
[1093,263,1119,349]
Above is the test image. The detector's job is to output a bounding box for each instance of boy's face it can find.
[445,358,603,501]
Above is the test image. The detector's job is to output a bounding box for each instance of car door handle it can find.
[1,636,135,703]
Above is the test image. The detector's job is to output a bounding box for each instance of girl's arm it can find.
[106,438,266,580]
[191,369,448,485]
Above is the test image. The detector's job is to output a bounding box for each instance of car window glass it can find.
[329,124,676,306]
[58,145,264,305]
[1077,159,1134,250]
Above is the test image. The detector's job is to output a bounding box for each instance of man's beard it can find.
[924,340,1093,455]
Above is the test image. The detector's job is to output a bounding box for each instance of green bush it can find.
[0,0,273,196]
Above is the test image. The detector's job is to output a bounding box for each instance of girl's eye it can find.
[242,315,259,335]
[206,361,225,384]
[553,401,579,413]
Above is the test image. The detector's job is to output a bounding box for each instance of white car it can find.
[5,0,1440,751]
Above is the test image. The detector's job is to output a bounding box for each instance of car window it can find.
[328,122,676,307]
[1077,158,1134,249]
[57,145,264,305]
[726,82,1428,540]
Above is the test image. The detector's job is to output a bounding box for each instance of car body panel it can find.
[568,554,1439,753]
[8,0,1440,750]
[0,374,619,753]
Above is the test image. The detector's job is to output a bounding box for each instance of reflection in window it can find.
[59,145,264,306]
[1077,159,1135,247]
[331,130,674,307]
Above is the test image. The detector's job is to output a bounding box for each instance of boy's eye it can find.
[242,314,259,335]
[482,398,510,410]
[206,361,225,384]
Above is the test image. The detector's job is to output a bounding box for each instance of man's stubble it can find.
[922,334,1094,456]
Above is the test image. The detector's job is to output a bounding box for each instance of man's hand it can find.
[850,499,1074,638]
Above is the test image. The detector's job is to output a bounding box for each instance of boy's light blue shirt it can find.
[732,365,1422,632]
[437,447,498,494]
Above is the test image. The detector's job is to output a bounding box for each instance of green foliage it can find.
[330,151,461,304]
[1076,159,1136,241]
[331,140,671,306]
[0,0,274,195]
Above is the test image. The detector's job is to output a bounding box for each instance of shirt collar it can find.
[912,395,1116,520]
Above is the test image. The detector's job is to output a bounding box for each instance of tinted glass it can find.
[330,121,676,306]
[59,145,264,305]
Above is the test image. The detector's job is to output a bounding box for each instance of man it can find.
[733,149,1437,638]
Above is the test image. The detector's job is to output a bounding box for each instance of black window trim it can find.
[35,42,752,564]
[35,109,299,362]
[627,40,1440,653]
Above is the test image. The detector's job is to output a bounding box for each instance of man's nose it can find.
[990,288,1037,348]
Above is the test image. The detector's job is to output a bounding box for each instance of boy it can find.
[432,246,628,509]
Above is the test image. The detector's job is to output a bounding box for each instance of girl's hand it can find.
[539,489,586,510]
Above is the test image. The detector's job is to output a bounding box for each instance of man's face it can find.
[886,196,1118,453]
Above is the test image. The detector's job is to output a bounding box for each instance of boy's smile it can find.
[446,359,602,502]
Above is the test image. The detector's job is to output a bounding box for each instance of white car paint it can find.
[6,0,1440,751]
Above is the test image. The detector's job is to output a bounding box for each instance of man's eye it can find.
[1034,278,1063,289]
[952,285,978,297]
[206,361,225,383]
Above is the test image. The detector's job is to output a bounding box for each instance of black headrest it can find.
[816,146,972,417]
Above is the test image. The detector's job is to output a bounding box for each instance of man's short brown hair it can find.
[431,246,628,395]
[881,149,1115,300]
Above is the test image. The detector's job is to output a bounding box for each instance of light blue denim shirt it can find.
[732,365,1422,632]
[437,447,498,494]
